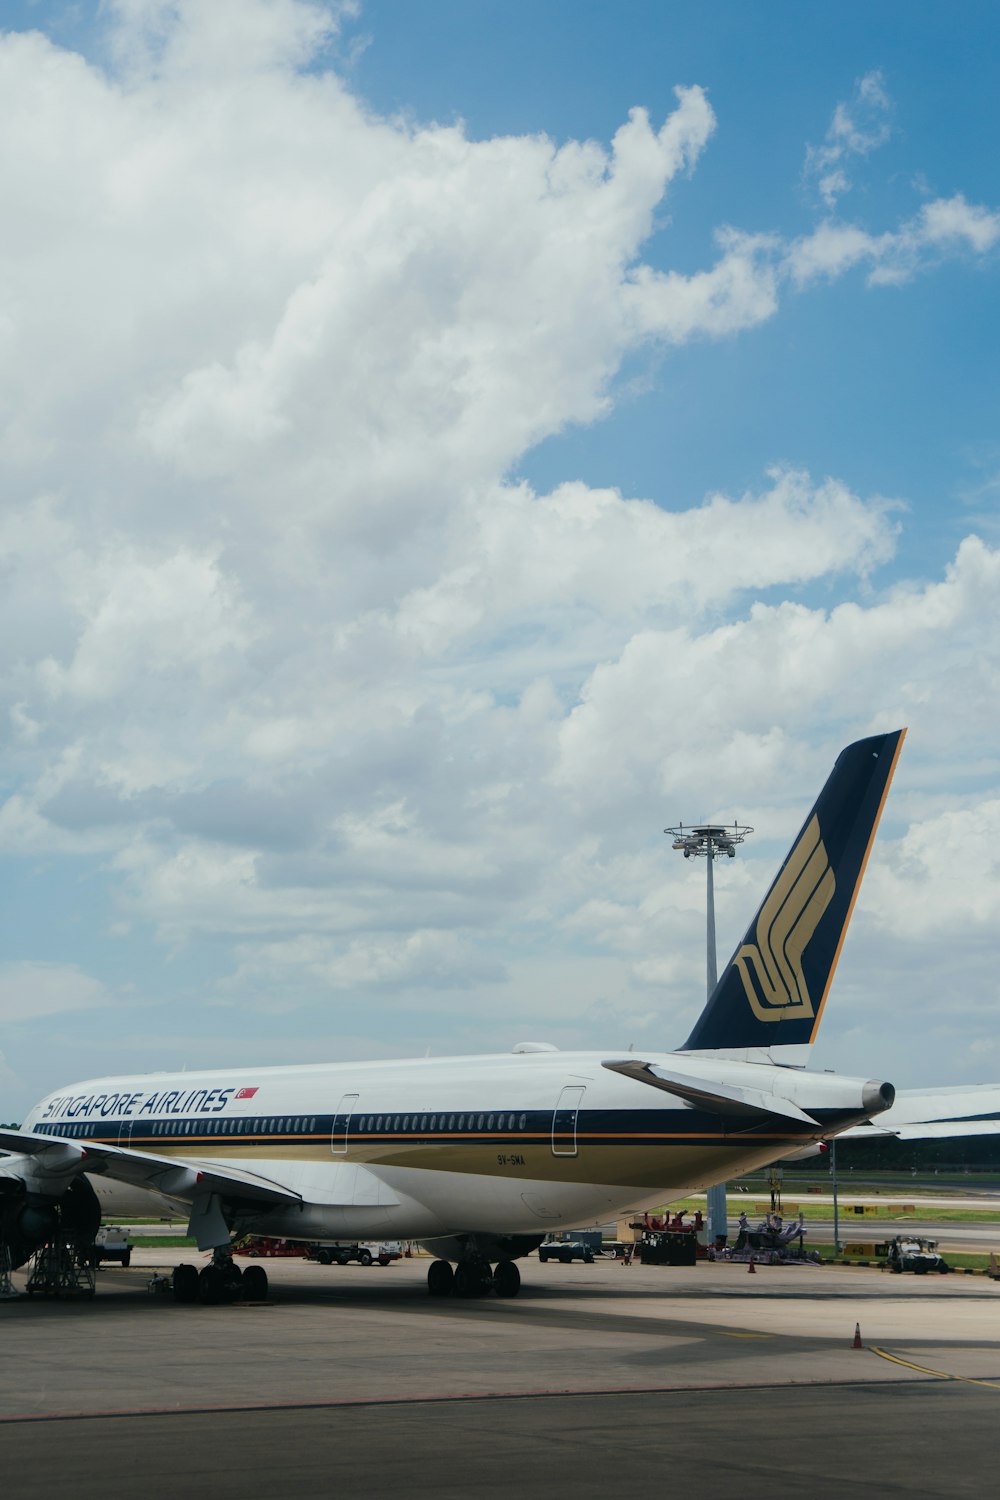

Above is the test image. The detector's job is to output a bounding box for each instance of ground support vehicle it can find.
[628,1211,710,1267]
[307,1241,402,1267]
[599,1240,634,1259]
[89,1225,132,1267]
[235,1236,306,1258]
[538,1238,595,1264]
[883,1235,949,1274]
[715,1211,820,1266]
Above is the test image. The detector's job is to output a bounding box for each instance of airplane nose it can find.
[861,1080,895,1117]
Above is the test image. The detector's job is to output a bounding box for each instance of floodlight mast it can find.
[664,820,753,1245]
[665,824,753,994]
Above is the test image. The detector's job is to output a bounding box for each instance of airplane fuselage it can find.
[24,1049,885,1242]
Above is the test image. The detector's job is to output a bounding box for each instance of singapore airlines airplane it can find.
[1,729,904,1302]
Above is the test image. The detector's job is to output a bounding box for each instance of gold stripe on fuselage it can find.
[74,1133,807,1190]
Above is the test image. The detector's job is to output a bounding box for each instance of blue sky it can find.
[365,2,1000,538]
[1,0,999,1117]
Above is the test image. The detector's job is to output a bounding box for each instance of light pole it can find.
[665,820,753,1246]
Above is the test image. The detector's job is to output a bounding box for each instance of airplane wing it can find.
[0,1128,301,1209]
[835,1084,1000,1143]
[839,1120,1000,1142]
[602,1059,818,1125]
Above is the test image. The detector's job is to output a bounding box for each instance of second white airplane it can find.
[0,728,905,1301]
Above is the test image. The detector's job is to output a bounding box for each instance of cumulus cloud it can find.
[867,801,1000,939]
[555,533,1000,815]
[390,468,898,660]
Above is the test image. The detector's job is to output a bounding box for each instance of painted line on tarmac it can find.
[869,1347,1000,1391]
[0,1373,962,1426]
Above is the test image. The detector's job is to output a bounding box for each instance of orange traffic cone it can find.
[852,1322,863,1349]
[747,1256,756,1274]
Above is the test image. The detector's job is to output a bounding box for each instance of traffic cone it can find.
[852,1322,863,1349]
[747,1256,756,1275]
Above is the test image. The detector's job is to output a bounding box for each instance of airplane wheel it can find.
[172,1263,198,1303]
[493,1260,521,1298]
[198,1265,225,1305]
[455,1259,492,1298]
[242,1265,269,1301]
[198,1258,244,1305]
[427,1259,454,1297]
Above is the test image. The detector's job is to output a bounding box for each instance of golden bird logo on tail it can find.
[735,815,835,1023]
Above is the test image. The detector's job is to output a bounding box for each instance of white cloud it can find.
[0,5,998,1104]
[104,0,351,79]
[804,69,893,207]
[390,468,898,660]
[865,800,1000,939]
[627,228,782,342]
[0,962,116,1023]
[38,546,254,706]
[917,193,1000,255]
[221,927,504,999]
[553,532,1000,817]
[787,194,1000,288]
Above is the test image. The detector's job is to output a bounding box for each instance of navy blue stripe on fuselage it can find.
[30,1106,821,1149]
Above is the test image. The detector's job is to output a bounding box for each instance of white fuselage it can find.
[24,1049,883,1240]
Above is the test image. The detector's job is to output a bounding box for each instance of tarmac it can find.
[2,1248,999,1497]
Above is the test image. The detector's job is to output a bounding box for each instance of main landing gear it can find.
[427,1256,521,1299]
[172,1248,269,1306]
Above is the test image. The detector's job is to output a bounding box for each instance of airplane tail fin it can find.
[681,728,905,1058]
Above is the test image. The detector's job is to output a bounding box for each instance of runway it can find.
[801,1218,1000,1251]
[2,1251,998,1497]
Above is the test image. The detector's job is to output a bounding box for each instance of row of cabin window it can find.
[146,1116,319,1136]
[54,1111,531,1140]
[55,1117,318,1138]
[354,1112,528,1134]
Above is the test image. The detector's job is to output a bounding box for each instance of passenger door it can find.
[551,1085,586,1158]
[331,1093,359,1155]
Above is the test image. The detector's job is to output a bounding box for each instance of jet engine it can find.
[0,1172,100,1270]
